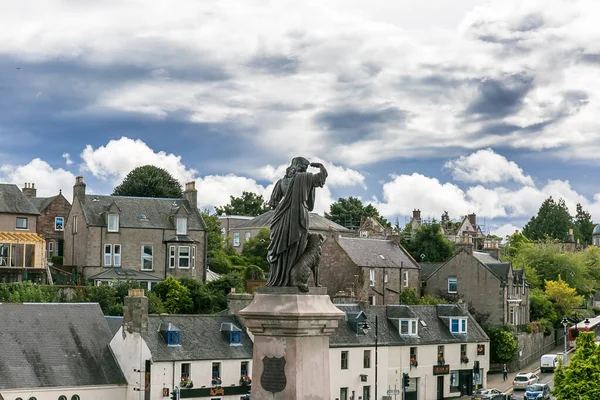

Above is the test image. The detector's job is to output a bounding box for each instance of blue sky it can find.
[1,0,600,238]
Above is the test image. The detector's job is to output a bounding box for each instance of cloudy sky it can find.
[2,0,600,238]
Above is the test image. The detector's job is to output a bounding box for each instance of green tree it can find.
[488,327,518,363]
[241,228,271,270]
[210,250,233,274]
[545,276,584,317]
[574,203,595,246]
[113,165,183,198]
[152,276,194,314]
[553,331,600,399]
[201,210,224,259]
[529,288,558,322]
[399,287,448,305]
[523,197,573,241]
[215,192,269,217]
[504,231,533,260]
[325,196,390,229]
[401,223,454,262]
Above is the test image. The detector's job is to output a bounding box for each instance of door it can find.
[459,370,473,395]
[437,376,444,400]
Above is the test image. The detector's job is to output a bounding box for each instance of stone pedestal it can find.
[239,287,344,400]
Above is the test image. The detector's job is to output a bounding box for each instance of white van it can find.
[540,354,559,372]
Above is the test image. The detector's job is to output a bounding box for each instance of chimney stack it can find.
[468,213,477,226]
[22,182,37,198]
[412,209,421,221]
[184,181,197,209]
[73,176,86,202]
[123,289,148,333]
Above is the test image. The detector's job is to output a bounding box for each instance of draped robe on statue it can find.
[266,170,327,287]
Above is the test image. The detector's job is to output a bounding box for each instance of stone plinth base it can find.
[238,287,344,400]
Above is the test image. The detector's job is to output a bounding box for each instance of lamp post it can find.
[362,314,378,400]
[562,317,568,365]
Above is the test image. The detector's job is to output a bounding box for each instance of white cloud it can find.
[80,137,198,184]
[444,148,534,186]
[62,153,73,165]
[491,223,521,239]
[0,158,76,201]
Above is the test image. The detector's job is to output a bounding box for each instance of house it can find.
[319,234,420,305]
[329,302,490,400]
[22,183,71,260]
[64,177,206,286]
[422,243,530,327]
[227,210,350,253]
[593,224,600,246]
[217,214,254,240]
[357,216,394,239]
[0,183,48,283]
[110,289,253,400]
[0,302,128,400]
[441,213,485,250]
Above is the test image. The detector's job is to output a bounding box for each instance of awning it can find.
[0,231,45,243]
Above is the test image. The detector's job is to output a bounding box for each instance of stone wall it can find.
[490,330,564,372]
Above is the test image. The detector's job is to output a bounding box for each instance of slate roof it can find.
[79,195,205,230]
[0,303,127,389]
[105,316,124,336]
[419,262,444,280]
[330,303,488,348]
[142,314,253,362]
[473,252,511,280]
[0,184,40,215]
[89,267,162,282]
[337,237,419,269]
[29,195,59,212]
[232,210,350,232]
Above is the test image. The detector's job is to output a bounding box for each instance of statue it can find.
[266,157,328,291]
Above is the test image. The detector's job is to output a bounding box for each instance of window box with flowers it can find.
[410,357,418,368]
[180,377,194,389]
[437,355,445,365]
[240,375,252,386]
[460,355,469,364]
[211,376,222,386]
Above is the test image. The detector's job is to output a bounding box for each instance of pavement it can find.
[459,344,568,399]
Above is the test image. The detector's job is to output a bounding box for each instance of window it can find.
[178,246,190,268]
[16,217,28,229]
[369,269,375,286]
[176,217,187,235]
[212,362,221,378]
[192,246,196,269]
[341,351,348,369]
[450,318,467,334]
[363,350,371,368]
[233,232,240,247]
[461,343,467,357]
[403,271,409,287]
[141,245,153,270]
[169,246,176,268]
[368,295,375,305]
[410,347,417,364]
[450,371,459,392]
[107,214,119,232]
[55,217,64,231]
[181,363,190,379]
[73,215,78,233]
[510,307,516,325]
[399,319,418,336]
[363,385,371,400]
[241,361,249,376]
[168,331,180,346]
[230,330,242,345]
[340,387,348,400]
[438,346,445,363]
[384,271,388,283]
[245,232,251,241]
[47,241,55,259]
[477,344,485,355]
[104,244,121,267]
[447,276,457,293]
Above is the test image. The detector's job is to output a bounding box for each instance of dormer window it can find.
[176,217,187,235]
[399,319,418,336]
[159,322,181,346]
[450,318,467,334]
[168,331,181,345]
[220,322,243,346]
[107,214,119,232]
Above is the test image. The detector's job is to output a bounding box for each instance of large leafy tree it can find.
[215,191,269,217]
[152,276,194,314]
[200,210,224,259]
[113,165,183,198]
[325,196,390,229]
[241,228,271,270]
[400,223,454,262]
[487,326,518,363]
[545,276,584,317]
[523,197,573,241]
[529,288,558,322]
[553,332,600,399]
[574,203,595,246]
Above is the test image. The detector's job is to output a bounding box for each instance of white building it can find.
[329,303,490,400]
[110,289,253,400]
[0,303,127,400]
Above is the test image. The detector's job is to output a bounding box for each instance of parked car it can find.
[524,383,551,400]
[472,388,513,400]
[540,354,559,372]
[512,372,539,390]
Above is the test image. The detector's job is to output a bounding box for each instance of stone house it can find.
[0,302,128,400]
[22,182,71,260]
[63,177,206,286]
[319,234,420,305]
[330,303,490,400]
[0,183,47,283]
[441,214,485,250]
[422,243,530,327]
[357,216,394,239]
[218,214,254,240]
[227,210,350,253]
[110,290,253,400]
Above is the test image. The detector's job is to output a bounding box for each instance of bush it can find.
[50,256,63,266]
[591,306,600,316]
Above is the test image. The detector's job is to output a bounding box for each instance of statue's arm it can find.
[268,179,283,208]
[309,162,328,187]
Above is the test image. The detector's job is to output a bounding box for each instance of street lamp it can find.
[362,314,378,400]
[562,317,568,365]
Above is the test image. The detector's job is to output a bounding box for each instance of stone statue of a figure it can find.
[266,157,328,291]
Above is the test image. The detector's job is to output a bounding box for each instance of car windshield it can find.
[475,389,490,394]
[527,384,544,391]
[515,376,530,381]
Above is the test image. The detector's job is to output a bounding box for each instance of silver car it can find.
[512,372,539,390]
